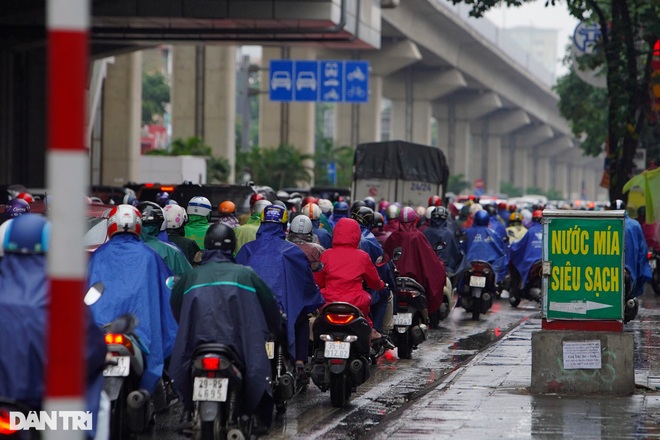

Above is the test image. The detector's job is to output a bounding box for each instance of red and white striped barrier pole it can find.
[44,1,90,439]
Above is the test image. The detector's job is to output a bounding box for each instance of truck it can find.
[352,141,450,206]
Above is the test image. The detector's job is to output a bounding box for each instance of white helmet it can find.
[425,206,436,220]
[251,199,272,215]
[187,196,212,217]
[469,203,483,215]
[302,203,321,221]
[107,204,142,238]
[0,219,13,258]
[164,204,188,230]
[289,215,313,235]
[318,198,333,215]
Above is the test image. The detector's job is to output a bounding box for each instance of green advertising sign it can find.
[542,211,625,321]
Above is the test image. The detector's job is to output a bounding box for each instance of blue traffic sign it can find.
[269,59,369,103]
[344,61,369,103]
[269,60,293,102]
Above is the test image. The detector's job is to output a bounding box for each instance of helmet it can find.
[363,197,376,211]
[611,199,626,210]
[432,206,449,221]
[164,204,188,230]
[385,205,400,220]
[318,199,333,215]
[249,193,265,207]
[123,193,138,206]
[302,196,318,207]
[261,205,288,224]
[3,214,49,255]
[0,219,12,258]
[485,204,498,217]
[334,201,349,214]
[351,206,374,228]
[273,200,287,209]
[509,212,522,224]
[204,223,236,252]
[508,203,517,212]
[302,203,321,221]
[428,195,442,207]
[350,200,366,215]
[459,205,470,219]
[415,206,426,217]
[373,212,385,229]
[137,201,165,229]
[378,200,390,212]
[532,210,543,222]
[252,199,272,215]
[425,206,436,219]
[156,191,169,208]
[399,206,418,223]
[498,201,507,210]
[16,192,34,203]
[469,203,483,216]
[276,190,290,201]
[107,204,142,238]
[219,200,236,215]
[187,196,212,217]
[474,210,490,226]
[5,198,30,220]
[289,215,313,235]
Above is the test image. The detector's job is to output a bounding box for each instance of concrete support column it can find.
[101,52,142,185]
[552,159,568,199]
[334,75,382,147]
[513,146,529,191]
[390,99,432,144]
[259,46,315,156]
[536,153,551,192]
[486,136,502,194]
[454,120,473,181]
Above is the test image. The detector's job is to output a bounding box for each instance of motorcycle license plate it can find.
[192,377,228,402]
[469,276,486,288]
[265,341,275,359]
[651,259,657,269]
[324,341,350,359]
[103,356,130,377]
[393,313,413,326]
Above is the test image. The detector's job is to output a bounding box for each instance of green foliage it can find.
[447,173,471,194]
[545,189,565,200]
[146,137,230,183]
[313,138,354,188]
[236,144,313,189]
[142,72,170,125]
[169,137,211,156]
[500,181,523,198]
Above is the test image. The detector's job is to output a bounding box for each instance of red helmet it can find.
[498,201,507,210]
[532,210,543,221]
[16,192,34,203]
[302,196,318,207]
[249,193,265,207]
[107,204,142,238]
[428,195,442,207]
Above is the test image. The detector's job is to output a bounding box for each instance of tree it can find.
[448,173,472,194]
[146,137,231,183]
[236,144,313,189]
[142,72,170,125]
[500,181,523,198]
[313,138,354,188]
[448,0,660,203]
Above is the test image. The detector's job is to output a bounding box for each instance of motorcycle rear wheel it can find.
[329,373,350,408]
[509,295,521,308]
[396,331,412,359]
[471,289,482,321]
[652,269,660,295]
[110,382,131,440]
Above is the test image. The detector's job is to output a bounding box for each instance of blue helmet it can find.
[474,210,490,226]
[334,201,349,214]
[3,214,50,254]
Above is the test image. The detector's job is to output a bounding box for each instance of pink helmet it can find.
[398,206,418,223]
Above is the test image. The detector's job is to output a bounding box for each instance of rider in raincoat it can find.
[234,199,272,254]
[422,206,464,276]
[509,210,543,292]
[184,196,212,249]
[87,204,178,394]
[612,200,652,298]
[461,210,508,283]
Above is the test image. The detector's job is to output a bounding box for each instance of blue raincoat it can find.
[0,252,106,436]
[312,219,333,249]
[624,214,653,298]
[236,222,325,360]
[461,224,509,283]
[422,217,464,275]
[510,222,543,286]
[489,215,508,243]
[87,233,178,393]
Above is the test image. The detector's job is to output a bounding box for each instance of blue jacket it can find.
[312,219,333,249]
[510,222,543,286]
[423,217,464,275]
[462,224,509,282]
[0,252,106,436]
[357,224,395,306]
[625,214,653,297]
[87,233,178,393]
[235,222,325,360]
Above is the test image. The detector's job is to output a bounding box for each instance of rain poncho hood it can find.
[461,224,508,283]
[142,223,192,276]
[0,253,106,432]
[169,252,281,426]
[234,214,261,253]
[383,221,445,313]
[184,214,210,249]
[510,222,542,286]
[235,222,325,359]
[87,233,178,392]
[624,214,653,297]
[422,221,464,275]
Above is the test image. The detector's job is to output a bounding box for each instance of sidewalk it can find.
[368,318,660,439]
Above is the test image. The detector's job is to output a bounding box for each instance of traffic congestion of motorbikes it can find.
[0,186,656,440]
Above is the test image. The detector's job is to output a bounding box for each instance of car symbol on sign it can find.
[271,71,291,91]
[296,72,317,90]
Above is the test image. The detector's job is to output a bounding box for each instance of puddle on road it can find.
[449,328,501,351]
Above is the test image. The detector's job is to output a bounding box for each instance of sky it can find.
[484,1,580,76]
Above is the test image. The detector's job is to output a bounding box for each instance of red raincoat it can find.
[382,221,445,314]
[317,218,385,326]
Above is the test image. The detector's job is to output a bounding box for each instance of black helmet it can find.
[611,199,626,210]
[485,204,498,217]
[351,206,374,228]
[363,197,376,211]
[432,206,448,221]
[373,212,385,229]
[204,223,236,252]
[350,200,366,215]
[137,201,165,229]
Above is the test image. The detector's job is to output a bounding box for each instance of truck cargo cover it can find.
[353,141,449,188]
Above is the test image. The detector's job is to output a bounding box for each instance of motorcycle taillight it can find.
[0,408,17,435]
[398,289,419,299]
[201,357,221,371]
[649,252,653,260]
[104,333,135,355]
[471,262,490,274]
[325,313,356,325]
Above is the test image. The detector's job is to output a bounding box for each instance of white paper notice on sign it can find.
[562,340,602,369]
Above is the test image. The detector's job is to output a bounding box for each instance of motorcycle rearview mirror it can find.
[310,261,324,272]
[109,314,138,335]
[84,282,104,306]
[165,276,180,290]
[375,253,390,267]
[392,247,403,261]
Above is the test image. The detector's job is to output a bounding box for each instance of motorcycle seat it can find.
[193,343,244,370]
[321,302,364,317]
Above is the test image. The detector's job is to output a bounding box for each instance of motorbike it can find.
[308,302,372,408]
[393,275,429,359]
[623,268,639,323]
[649,249,660,295]
[508,259,543,308]
[459,260,496,321]
[188,343,254,440]
[267,315,306,415]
